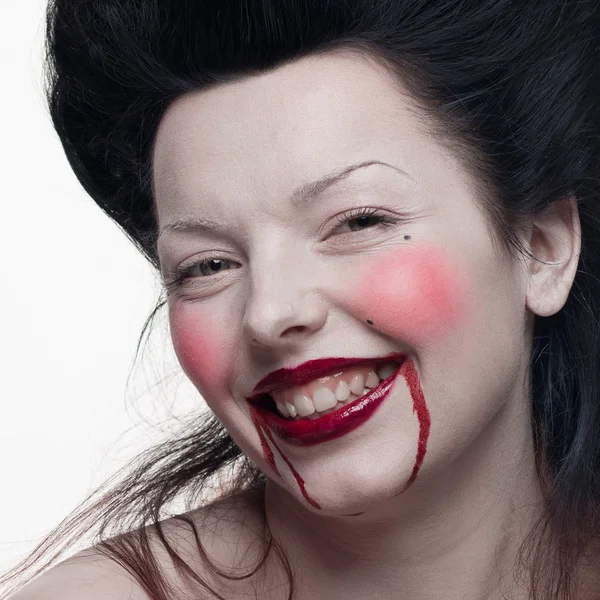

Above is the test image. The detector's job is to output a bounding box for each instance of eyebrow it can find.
[159,159,411,237]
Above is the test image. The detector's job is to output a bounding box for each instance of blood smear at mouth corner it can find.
[249,405,322,510]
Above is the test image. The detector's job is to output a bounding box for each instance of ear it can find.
[525,195,582,317]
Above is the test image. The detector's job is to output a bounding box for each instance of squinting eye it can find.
[340,214,390,233]
[194,259,232,277]
[329,207,402,235]
[164,258,237,294]
[179,258,235,279]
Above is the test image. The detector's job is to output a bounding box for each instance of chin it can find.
[287,462,418,516]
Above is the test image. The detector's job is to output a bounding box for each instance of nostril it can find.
[282,325,306,336]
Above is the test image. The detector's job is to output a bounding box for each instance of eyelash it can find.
[164,207,401,292]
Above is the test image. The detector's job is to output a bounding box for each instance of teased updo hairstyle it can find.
[2,1,600,599]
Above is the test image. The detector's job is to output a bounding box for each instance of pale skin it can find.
[152,50,582,599]
[11,50,582,600]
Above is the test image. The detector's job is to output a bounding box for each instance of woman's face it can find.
[154,51,531,515]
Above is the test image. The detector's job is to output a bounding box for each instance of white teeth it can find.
[377,363,397,381]
[348,373,365,396]
[276,401,290,418]
[312,387,338,411]
[365,371,379,389]
[293,394,315,417]
[335,379,350,401]
[271,362,401,420]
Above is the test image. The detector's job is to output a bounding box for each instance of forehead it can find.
[151,51,432,225]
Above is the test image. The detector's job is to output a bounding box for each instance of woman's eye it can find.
[184,258,234,278]
[341,214,387,232]
[165,258,236,293]
[330,209,401,235]
[195,259,233,277]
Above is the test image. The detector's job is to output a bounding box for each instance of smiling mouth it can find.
[250,359,403,421]
[247,358,406,447]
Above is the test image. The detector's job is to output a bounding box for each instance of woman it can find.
[2,0,599,598]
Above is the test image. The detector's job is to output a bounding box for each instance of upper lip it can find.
[246,351,407,402]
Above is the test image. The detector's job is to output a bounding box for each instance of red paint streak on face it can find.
[249,405,277,471]
[249,405,322,509]
[168,304,229,396]
[398,358,430,492]
[355,244,469,345]
[249,357,429,508]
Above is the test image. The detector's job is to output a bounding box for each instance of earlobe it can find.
[525,195,582,318]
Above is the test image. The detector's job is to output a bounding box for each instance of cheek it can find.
[352,245,470,344]
[168,303,232,396]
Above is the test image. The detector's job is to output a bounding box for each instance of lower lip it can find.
[252,361,404,447]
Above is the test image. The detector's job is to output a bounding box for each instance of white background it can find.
[0,0,206,583]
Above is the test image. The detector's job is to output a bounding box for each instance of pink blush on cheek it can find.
[354,245,470,344]
[168,305,231,396]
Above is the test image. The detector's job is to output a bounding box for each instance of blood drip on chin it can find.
[249,405,322,509]
[248,357,430,509]
[396,358,431,493]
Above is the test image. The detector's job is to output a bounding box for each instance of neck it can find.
[263,395,544,600]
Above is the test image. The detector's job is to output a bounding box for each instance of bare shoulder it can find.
[7,547,151,600]
[150,486,271,586]
[8,487,268,600]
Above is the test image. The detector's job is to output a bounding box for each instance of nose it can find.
[242,247,328,349]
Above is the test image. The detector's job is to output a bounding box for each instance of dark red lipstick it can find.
[246,352,406,446]
[248,351,406,399]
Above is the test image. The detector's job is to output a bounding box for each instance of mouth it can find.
[249,358,402,420]
[247,354,406,446]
